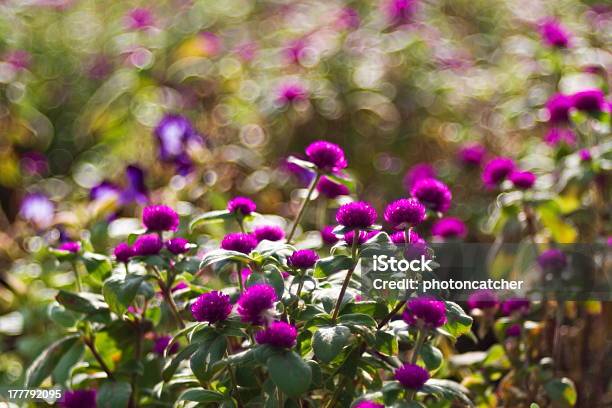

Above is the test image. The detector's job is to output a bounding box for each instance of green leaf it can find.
[325,173,356,193]
[82,252,112,279]
[162,343,199,382]
[47,303,79,328]
[178,388,226,403]
[442,301,473,339]
[52,340,85,385]
[544,378,577,407]
[312,325,351,363]
[266,351,312,397]
[102,273,146,315]
[96,380,132,408]
[422,379,473,406]
[200,249,252,268]
[56,291,109,315]
[337,313,377,327]
[314,255,352,278]
[190,209,233,231]
[25,334,80,387]
[190,335,227,383]
[420,343,443,371]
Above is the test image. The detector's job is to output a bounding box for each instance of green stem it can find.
[331,229,360,323]
[84,334,114,380]
[153,268,185,329]
[378,300,406,329]
[287,173,321,244]
[410,328,425,364]
[71,261,82,292]
[236,263,244,294]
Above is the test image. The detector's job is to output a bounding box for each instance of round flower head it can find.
[354,401,384,408]
[321,225,340,245]
[237,284,277,324]
[432,217,467,240]
[482,157,515,189]
[133,234,163,256]
[60,389,97,408]
[384,198,426,229]
[571,89,606,113]
[227,196,257,216]
[336,201,378,229]
[255,321,298,348]
[165,237,190,255]
[277,82,308,105]
[506,324,522,338]
[510,171,536,190]
[288,249,319,269]
[411,179,452,213]
[59,241,81,253]
[467,290,499,310]
[191,291,233,323]
[316,176,350,199]
[537,248,567,271]
[402,297,447,328]
[221,233,258,254]
[579,149,592,162]
[501,298,530,316]
[390,230,424,245]
[344,230,380,245]
[458,144,486,167]
[544,127,576,147]
[114,242,134,263]
[384,0,418,25]
[142,205,179,231]
[253,225,285,242]
[538,18,571,48]
[394,363,429,390]
[545,93,572,124]
[153,335,179,356]
[403,163,436,191]
[305,141,347,173]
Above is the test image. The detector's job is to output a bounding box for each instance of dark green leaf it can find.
[420,343,443,371]
[102,273,146,315]
[189,210,233,231]
[312,325,351,363]
[442,301,473,339]
[314,255,352,278]
[96,380,132,408]
[337,313,377,327]
[266,351,312,397]
[178,388,226,403]
[82,252,112,279]
[162,343,199,382]
[55,291,109,315]
[544,378,577,407]
[190,335,227,383]
[200,249,252,268]
[25,334,80,387]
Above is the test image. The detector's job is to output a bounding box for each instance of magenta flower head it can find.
[237,284,277,324]
[288,249,319,269]
[316,176,350,199]
[545,93,572,124]
[505,324,522,338]
[153,335,179,356]
[336,201,378,230]
[125,7,154,30]
[402,297,447,328]
[253,225,285,242]
[539,18,571,48]
[114,242,134,263]
[227,196,257,216]
[321,225,340,245]
[133,234,163,256]
[403,163,436,190]
[221,233,258,254]
[166,237,190,255]
[394,363,429,390]
[544,127,576,147]
[277,82,308,105]
[20,193,55,229]
[458,144,486,167]
[384,0,418,25]
[344,230,380,245]
[501,298,530,316]
[579,149,592,162]
[571,89,606,113]
[432,217,467,240]
[142,205,179,231]
[336,7,360,30]
[411,179,452,213]
[510,171,536,190]
[390,230,424,245]
[255,321,297,348]
[59,389,97,408]
[467,290,499,310]
[537,248,567,271]
[482,157,515,189]
[59,241,81,253]
[353,401,384,408]
[384,198,426,229]
[305,141,348,173]
[191,291,233,323]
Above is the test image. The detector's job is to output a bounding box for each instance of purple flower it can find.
[458,144,486,167]
[221,233,258,254]
[255,321,297,348]
[288,249,319,269]
[154,114,203,174]
[253,226,285,242]
[5,50,30,71]
[353,402,384,408]
[133,234,163,256]
[90,181,121,202]
[501,298,530,316]
[121,165,149,205]
[281,156,316,186]
[394,363,429,390]
[344,230,380,245]
[153,335,179,356]
[403,163,436,191]
[336,202,378,229]
[59,389,97,408]
[20,151,48,175]
[166,237,190,255]
[390,230,424,245]
[172,282,189,292]
[114,242,134,263]
[410,179,452,213]
[20,193,54,229]
[545,93,572,124]
[432,217,467,240]
[384,0,418,25]
[142,205,179,232]
[402,297,447,328]
[481,157,515,189]
[125,7,154,30]
[305,141,348,173]
[59,241,81,253]
[237,284,277,324]
[191,291,233,323]
[336,7,360,30]
[283,38,308,65]
[571,89,606,113]
[579,149,592,162]
[537,248,567,271]
[539,18,571,48]
[227,197,257,216]
[510,171,536,190]
[467,290,499,310]
[316,176,350,199]
[505,324,522,338]
[321,225,340,245]
[277,82,308,105]
[544,127,576,147]
[384,198,426,229]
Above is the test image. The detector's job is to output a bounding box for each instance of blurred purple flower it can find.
[432,217,467,239]
[411,178,452,213]
[281,156,316,186]
[234,42,258,61]
[255,321,297,348]
[316,176,350,199]
[20,193,54,229]
[506,324,522,338]
[121,165,149,204]
[166,237,190,255]
[154,114,203,175]
[336,201,378,229]
[59,389,97,408]
[403,163,436,191]
[153,335,179,356]
[539,18,571,48]
[482,157,515,189]
[20,151,48,175]
[191,291,233,323]
[394,363,429,390]
[384,0,418,25]
[90,181,121,202]
[288,249,319,269]
[283,38,308,65]
[501,298,530,316]
[227,196,257,216]
[5,50,30,71]
[402,297,447,328]
[133,234,163,256]
[544,127,576,147]
[125,8,154,30]
[237,284,277,324]
[458,144,486,167]
[545,93,572,124]
[390,230,424,245]
[467,290,499,310]
[344,230,380,245]
[571,89,607,113]
[537,248,567,271]
[336,7,360,30]
[114,242,134,263]
[354,402,384,408]
[305,141,348,173]
[321,225,340,245]
[277,82,308,105]
[221,232,258,254]
[142,205,179,232]
[510,171,536,190]
[59,241,81,253]
[579,149,592,162]
[384,198,426,229]
[253,225,285,242]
